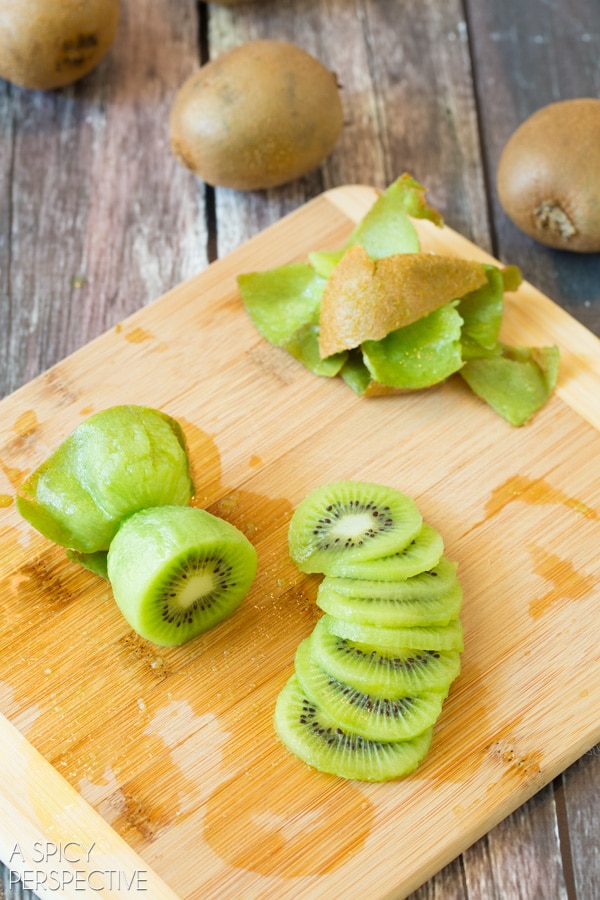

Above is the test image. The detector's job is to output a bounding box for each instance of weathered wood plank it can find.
[0,0,207,401]
[208,0,490,256]
[466,0,600,335]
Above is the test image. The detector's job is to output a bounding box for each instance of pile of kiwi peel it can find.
[16,406,257,647]
[274,480,463,782]
[238,174,560,426]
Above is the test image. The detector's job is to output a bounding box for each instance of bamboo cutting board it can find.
[0,186,599,900]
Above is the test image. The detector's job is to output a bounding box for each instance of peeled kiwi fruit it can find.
[275,480,464,781]
[169,39,343,191]
[0,0,120,91]
[287,480,423,574]
[16,405,194,553]
[107,506,257,646]
[274,676,434,782]
[497,98,600,252]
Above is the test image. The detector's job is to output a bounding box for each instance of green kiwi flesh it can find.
[309,616,462,696]
[316,579,463,628]
[288,480,423,574]
[16,405,194,553]
[322,556,459,600]
[278,480,463,780]
[325,522,444,580]
[325,614,464,652]
[274,675,434,782]
[294,638,446,741]
[107,505,257,646]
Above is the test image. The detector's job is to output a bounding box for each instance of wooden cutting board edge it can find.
[1,183,599,899]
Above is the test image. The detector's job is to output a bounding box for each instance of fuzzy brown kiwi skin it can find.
[169,40,343,191]
[496,99,600,253]
[0,0,120,91]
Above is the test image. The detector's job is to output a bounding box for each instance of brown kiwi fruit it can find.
[497,98,600,252]
[169,39,343,191]
[0,0,120,91]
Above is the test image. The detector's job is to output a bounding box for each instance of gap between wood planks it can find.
[553,774,578,900]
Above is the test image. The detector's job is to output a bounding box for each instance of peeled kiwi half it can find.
[0,0,120,90]
[107,505,257,646]
[497,98,600,252]
[169,39,343,191]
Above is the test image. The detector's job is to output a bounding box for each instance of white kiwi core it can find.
[330,512,376,540]
[176,572,217,609]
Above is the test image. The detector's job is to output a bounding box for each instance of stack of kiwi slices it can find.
[17,405,257,646]
[274,480,463,782]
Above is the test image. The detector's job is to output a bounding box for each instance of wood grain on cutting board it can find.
[0,186,599,899]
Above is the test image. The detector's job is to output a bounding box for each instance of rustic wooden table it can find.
[1,1,599,897]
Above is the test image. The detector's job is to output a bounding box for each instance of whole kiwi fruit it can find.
[169,39,344,191]
[0,0,120,91]
[497,98,600,252]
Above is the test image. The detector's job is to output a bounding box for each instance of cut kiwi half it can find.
[324,522,444,580]
[274,675,434,782]
[316,578,463,628]
[17,405,195,553]
[288,480,423,574]
[325,614,464,652]
[309,616,462,696]
[294,638,446,742]
[322,556,459,601]
[107,505,257,646]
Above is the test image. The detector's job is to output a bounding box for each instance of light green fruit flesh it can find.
[17,406,194,553]
[294,638,446,741]
[66,549,109,580]
[325,614,464,652]
[237,173,558,425]
[322,555,458,600]
[460,344,560,426]
[361,303,464,390]
[325,522,444,579]
[237,263,326,348]
[107,505,257,646]
[288,480,423,573]
[309,616,462,696]
[316,578,463,628]
[274,675,434,781]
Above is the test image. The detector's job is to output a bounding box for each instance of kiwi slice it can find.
[325,614,464,652]
[294,638,446,742]
[288,480,423,574]
[17,405,195,553]
[325,522,444,580]
[107,505,257,646]
[316,579,462,628]
[309,616,462,696]
[322,556,459,601]
[274,675,434,782]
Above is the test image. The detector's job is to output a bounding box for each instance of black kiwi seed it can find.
[311,499,394,551]
[159,553,235,626]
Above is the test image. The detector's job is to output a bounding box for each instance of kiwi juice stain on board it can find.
[203,752,376,878]
[483,474,598,521]
[527,544,596,619]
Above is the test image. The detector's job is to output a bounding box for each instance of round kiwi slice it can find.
[324,522,444,580]
[294,638,446,742]
[107,505,257,646]
[309,617,462,696]
[325,614,464,653]
[288,480,423,574]
[322,556,459,601]
[274,675,434,782]
[16,405,194,553]
[316,579,463,628]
